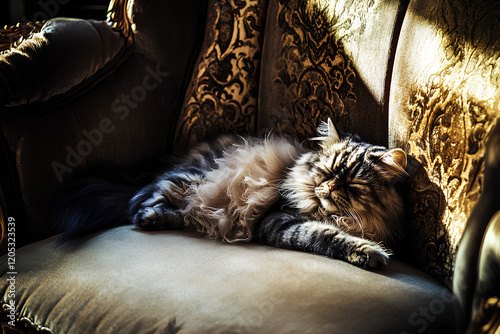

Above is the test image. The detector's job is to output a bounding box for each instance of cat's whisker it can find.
[347,208,364,239]
[297,184,316,189]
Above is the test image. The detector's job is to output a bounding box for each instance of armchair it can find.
[0,0,498,333]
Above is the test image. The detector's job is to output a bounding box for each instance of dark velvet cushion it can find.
[0,19,125,107]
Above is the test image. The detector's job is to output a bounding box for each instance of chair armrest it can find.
[454,122,500,332]
[466,296,500,334]
[0,18,127,108]
[0,0,207,251]
[473,211,500,316]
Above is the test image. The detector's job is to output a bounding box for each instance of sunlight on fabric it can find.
[388,0,500,261]
[306,0,400,105]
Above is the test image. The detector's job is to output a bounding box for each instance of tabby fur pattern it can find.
[58,120,407,268]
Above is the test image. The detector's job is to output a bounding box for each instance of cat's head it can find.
[283,119,408,244]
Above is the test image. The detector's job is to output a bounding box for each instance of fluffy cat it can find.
[56,120,407,268]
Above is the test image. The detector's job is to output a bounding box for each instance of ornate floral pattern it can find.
[174,0,268,148]
[269,0,357,141]
[107,0,134,47]
[404,0,500,284]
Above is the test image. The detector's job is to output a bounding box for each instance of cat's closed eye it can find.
[346,180,368,189]
[327,178,345,191]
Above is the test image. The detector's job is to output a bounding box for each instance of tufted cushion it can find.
[388,0,500,284]
[1,226,454,333]
[0,19,125,107]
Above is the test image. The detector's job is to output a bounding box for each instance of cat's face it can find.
[283,119,407,242]
[312,148,372,216]
[311,141,401,217]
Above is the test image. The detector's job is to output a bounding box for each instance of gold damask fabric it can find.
[258,0,404,147]
[390,0,500,284]
[261,0,358,142]
[174,0,268,148]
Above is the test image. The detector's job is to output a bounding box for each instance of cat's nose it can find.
[328,184,337,192]
[315,186,329,198]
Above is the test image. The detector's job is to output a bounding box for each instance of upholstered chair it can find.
[0,0,498,332]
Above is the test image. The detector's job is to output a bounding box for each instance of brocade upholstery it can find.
[174,0,268,148]
[258,0,407,146]
[3,0,500,332]
[389,0,500,284]
[0,226,454,334]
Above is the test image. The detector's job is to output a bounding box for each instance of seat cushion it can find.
[1,226,454,333]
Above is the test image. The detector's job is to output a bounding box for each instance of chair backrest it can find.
[176,0,500,285]
[389,0,500,285]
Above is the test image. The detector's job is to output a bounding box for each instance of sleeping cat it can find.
[56,119,407,268]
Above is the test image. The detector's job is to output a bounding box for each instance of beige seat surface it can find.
[1,226,454,333]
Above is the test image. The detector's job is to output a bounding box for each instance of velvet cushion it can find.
[0,18,125,107]
[1,226,454,333]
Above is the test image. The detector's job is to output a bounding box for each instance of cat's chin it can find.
[320,209,344,220]
[318,199,339,214]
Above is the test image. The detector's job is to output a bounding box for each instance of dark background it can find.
[2,0,109,26]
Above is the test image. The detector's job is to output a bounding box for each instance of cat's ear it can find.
[313,118,340,144]
[326,118,340,141]
[377,148,408,181]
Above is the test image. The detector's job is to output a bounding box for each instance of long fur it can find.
[56,120,407,267]
[182,137,302,242]
[282,134,407,244]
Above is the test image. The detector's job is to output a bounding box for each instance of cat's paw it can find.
[347,242,390,268]
[132,203,184,231]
